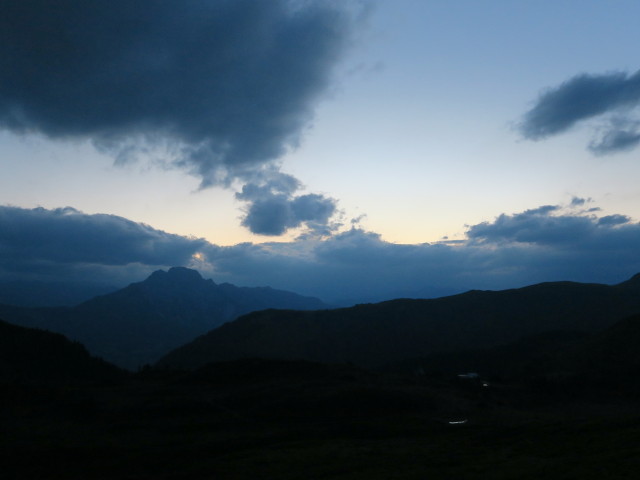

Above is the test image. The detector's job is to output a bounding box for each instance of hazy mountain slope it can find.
[0,280,117,307]
[0,267,326,369]
[0,318,125,385]
[158,274,640,369]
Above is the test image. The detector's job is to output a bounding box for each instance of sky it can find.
[1,0,640,306]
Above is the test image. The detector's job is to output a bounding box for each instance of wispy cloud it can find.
[520,70,640,154]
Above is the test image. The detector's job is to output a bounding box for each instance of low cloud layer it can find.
[2,203,639,306]
[0,205,206,285]
[0,0,358,234]
[520,70,640,154]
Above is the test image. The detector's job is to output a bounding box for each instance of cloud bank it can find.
[0,0,359,234]
[2,203,639,306]
[0,206,206,284]
[520,70,640,154]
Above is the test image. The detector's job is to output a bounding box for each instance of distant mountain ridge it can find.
[0,280,117,307]
[0,267,326,369]
[0,318,125,385]
[158,274,640,369]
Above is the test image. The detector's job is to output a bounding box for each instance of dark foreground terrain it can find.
[159,273,640,370]
[3,355,640,479]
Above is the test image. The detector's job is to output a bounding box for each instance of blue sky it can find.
[1,0,640,305]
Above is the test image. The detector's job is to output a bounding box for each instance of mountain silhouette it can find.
[0,318,125,386]
[158,274,640,369]
[5,281,640,479]
[0,267,325,369]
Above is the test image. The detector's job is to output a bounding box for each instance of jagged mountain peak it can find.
[168,266,204,281]
[0,267,326,369]
[145,266,210,286]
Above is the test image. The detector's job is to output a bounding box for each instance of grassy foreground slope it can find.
[3,353,640,479]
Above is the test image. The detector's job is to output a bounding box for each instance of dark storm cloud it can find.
[0,0,357,234]
[0,1,354,179]
[520,70,640,153]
